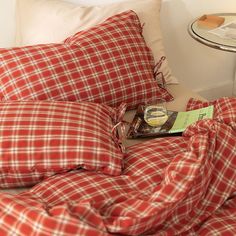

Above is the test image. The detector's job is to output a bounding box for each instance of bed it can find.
[0,0,235,235]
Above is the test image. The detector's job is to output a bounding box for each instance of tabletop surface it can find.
[188,13,236,53]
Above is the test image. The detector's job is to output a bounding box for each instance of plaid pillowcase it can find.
[0,10,173,109]
[0,101,126,188]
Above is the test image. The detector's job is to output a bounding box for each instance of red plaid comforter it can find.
[0,97,235,235]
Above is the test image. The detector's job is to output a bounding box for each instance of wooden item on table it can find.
[197,15,225,29]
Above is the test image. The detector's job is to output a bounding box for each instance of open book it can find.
[210,20,236,40]
[126,104,214,139]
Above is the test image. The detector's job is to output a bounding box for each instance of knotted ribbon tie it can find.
[111,103,128,154]
[154,56,166,88]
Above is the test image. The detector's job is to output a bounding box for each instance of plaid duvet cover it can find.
[0,97,235,235]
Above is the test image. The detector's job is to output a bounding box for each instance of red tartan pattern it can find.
[0,101,126,188]
[0,193,110,236]
[26,137,189,208]
[0,97,235,235]
[196,195,236,236]
[0,11,173,109]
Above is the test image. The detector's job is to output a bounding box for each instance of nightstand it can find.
[188,13,236,96]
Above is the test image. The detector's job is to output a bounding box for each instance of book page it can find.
[169,105,214,133]
[210,21,236,40]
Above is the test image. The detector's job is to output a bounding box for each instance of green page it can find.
[169,105,214,133]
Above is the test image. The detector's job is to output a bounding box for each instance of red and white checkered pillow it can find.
[0,101,126,188]
[0,10,173,109]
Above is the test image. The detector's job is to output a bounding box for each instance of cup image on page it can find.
[144,98,168,127]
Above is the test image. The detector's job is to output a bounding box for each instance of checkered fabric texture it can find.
[0,101,126,188]
[0,10,173,109]
[0,97,234,235]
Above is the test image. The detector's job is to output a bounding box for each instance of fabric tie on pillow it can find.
[111,102,127,154]
[154,56,166,88]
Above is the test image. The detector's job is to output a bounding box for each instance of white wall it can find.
[0,0,236,100]
[161,0,236,100]
[0,0,16,47]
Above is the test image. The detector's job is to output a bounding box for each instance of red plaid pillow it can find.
[0,10,173,109]
[0,101,126,188]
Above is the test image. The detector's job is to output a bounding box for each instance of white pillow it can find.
[15,0,178,84]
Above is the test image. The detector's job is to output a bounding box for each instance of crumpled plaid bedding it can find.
[0,97,235,235]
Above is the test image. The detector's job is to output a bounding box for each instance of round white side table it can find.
[188,13,236,96]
